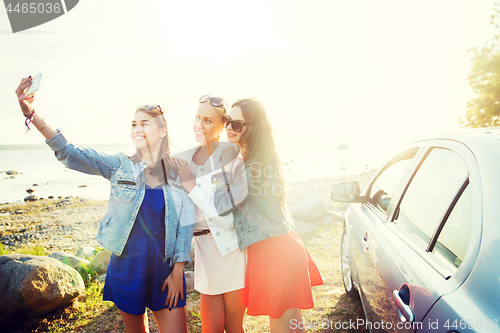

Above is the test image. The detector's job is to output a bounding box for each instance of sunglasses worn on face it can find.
[199,95,225,108]
[222,116,250,133]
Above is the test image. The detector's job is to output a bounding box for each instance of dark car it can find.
[332,128,500,332]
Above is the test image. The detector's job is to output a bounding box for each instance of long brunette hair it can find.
[232,98,286,205]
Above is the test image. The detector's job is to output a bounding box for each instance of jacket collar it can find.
[131,158,148,180]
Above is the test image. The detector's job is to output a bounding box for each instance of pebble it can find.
[24,195,38,202]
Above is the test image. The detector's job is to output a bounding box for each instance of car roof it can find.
[411,127,500,148]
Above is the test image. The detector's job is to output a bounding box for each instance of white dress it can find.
[189,160,246,295]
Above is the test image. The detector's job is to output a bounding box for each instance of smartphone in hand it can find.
[26,73,42,96]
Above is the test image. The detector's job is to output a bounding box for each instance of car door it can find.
[366,141,480,332]
[346,147,421,333]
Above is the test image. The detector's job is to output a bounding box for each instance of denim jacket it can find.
[45,129,196,265]
[213,157,291,250]
[176,143,239,256]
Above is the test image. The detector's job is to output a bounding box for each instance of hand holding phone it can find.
[15,75,40,116]
[25,73,42,96]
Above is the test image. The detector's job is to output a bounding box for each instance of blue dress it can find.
[103,184,187,315]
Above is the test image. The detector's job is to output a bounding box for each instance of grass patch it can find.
[17,244,48,256]
[0,243,48,256]
[0,242,8,255]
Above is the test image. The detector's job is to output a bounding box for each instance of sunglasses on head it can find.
[199,95,225,108]
[144,104,163,114]
[137,104,164,114]
[222,116,251,133]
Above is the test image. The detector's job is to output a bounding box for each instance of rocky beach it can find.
[0,198,107,254]
[0,169,377,332]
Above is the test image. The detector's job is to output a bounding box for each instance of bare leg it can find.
[119,310,149,333]
[270,308,299,333]
[152,307,187,333]
[293,309,306,333]
[200,293,225,333]
[223,288,246,333]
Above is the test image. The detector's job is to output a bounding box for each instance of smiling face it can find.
[131,111,166,151]
[226,106,250,146]
[193,102,224,143]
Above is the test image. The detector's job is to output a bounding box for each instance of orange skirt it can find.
[244,230,323,319]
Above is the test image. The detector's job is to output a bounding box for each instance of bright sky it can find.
[0,0,496,164]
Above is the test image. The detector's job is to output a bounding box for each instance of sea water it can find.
[0,142,375,203]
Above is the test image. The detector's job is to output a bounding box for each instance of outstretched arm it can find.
[15,76,120,180]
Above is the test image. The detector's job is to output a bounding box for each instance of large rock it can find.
[0,254,85,325]
[89,250,111,274]
[76,246,97,259]
[288,198,329,223]
[49,251,90,270]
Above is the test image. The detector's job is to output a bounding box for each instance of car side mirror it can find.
[331,181,364,203]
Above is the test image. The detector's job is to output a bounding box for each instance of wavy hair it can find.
[232,98,286,206]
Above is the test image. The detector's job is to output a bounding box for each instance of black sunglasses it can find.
[199,95,225,108]
[222,116,251,133]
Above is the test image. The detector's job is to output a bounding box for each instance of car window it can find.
[393,148,470,269]
[432,184,472,269]
[369,149,417,213]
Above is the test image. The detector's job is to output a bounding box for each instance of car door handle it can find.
[361,232,369,251]
[393,289,415,323]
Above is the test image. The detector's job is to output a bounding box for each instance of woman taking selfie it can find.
[15,76,195,333]
[174,95,246,333]
[214,98,323,333]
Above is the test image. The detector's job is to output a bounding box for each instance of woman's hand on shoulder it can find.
[173,157,196,193]
[15,77,36,115]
